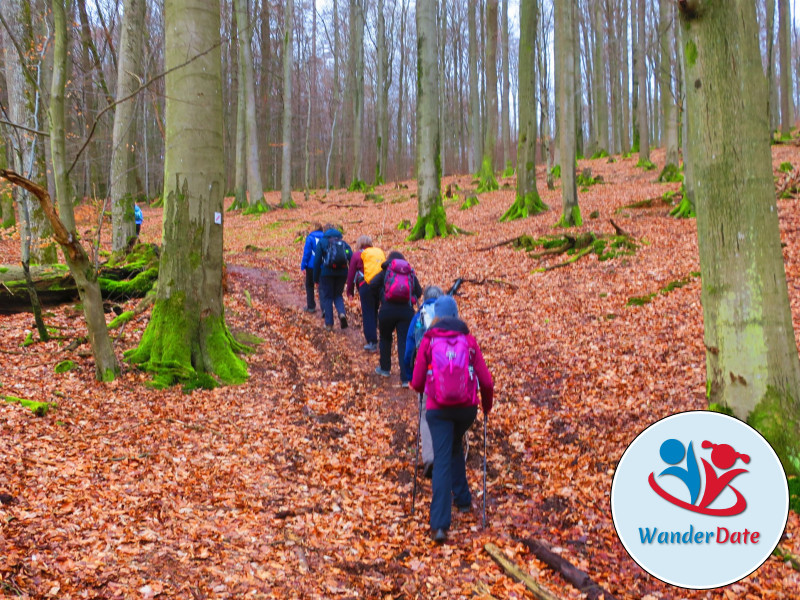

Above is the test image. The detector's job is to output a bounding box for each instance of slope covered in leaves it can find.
[1,147,800,598]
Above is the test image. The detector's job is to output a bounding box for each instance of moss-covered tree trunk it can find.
[280,0,296,208]
[110,0,145,251]
[659,0,679,170]
[679,0,800,476]
[409,0,451,241]
[235,0,268,213]
[555,0,579,227]
[231,46,248,211]
[501,0,546,222]
[477,0,499,193]
[348,0,365,189]
[375,0,387,185]
[126,0,248,388]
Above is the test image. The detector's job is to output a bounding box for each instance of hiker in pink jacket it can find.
[410,296,493,543]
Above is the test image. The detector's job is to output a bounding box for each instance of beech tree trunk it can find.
[660,0,678,168]
[375,0,387,185]
[235,0,267,212]
[280,0,295,207]
[477,0,499,192]
[395,0,408,181]
[409,0,451,241]
[3,0,57,263]
[501,0,511,172]
[468,0,481,174]
[778,0,794,135]
[636,0,650,163]
[348,0,365,187]
[556,0,579,227]
[678,0,800,476]
[110,0,146,251]
[592,0,608,155]
[126,0,249,388]
[501,0,546,222]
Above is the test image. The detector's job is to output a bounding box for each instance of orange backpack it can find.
[361,247,386,283]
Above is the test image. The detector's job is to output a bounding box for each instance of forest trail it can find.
[3,149,800,598]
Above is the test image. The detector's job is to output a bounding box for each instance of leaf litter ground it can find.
[1,147,800,598]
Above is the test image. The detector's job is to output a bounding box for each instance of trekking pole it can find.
[482,414,488,528]
[411,392,423,516]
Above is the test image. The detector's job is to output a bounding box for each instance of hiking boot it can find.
[324,324,333,332]
[423,462,433,479]
[374,367,391,377]
[303,307,316,313]
[431,529,447,544]
[363,342,378,352]
[456,504,471,514]
[399,381,409,388]
[339,314,348,329]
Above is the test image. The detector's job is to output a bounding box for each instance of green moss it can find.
[626,271,699,307]
[22,331,34,347]
[243,199,271,214]
[0,267,7,273]
[3,395,53,416]
[779,161,794,173]
[476,156,499,193]
[232,330,265,346]
[365,193,384,203]
[99,267,158,298]
[391,195,409,204]
[747,387,800,476]
[459,195,480,210]
[550,164,562,179]
[669,196,696,218]
[636,158,657,171]
[107,243,159,271]
[108,310,135,329]
[348,179,370,193]
[408,202,459,241]
[500,190,548,222]
[685,40,698,67]
[589,210,600,219]
[708,402,734,416]
[591,149,610,160]
[501,162,515,178]
[54,360,77,374]
[576,171,601,187]
[555,205,583,228]
[125,293,249,388]
[397,219,412,230]
[657,163,683,183]
[789,477,800,514]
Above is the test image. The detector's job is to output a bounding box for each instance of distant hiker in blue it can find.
[313,227,353,331]
[300,223,324,313]
[134,204,144,237]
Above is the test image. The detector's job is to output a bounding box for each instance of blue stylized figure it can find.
[658,439,701,505]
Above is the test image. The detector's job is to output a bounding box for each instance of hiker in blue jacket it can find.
[313,227,353,330]
[300,223,324,312]
[134,204,144,237]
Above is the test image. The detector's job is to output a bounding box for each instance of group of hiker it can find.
[300,224,494,543]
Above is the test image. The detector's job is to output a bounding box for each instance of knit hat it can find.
[433,295,458,319]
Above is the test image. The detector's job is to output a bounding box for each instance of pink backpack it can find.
[429,335,476,406]
[384,259,415,303]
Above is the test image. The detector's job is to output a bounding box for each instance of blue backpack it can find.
[323,237,349,269]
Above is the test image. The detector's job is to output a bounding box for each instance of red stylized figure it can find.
[697,441,749,511]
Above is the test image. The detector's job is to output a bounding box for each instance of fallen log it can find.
[519,538,620,600]
[484,543,562,600]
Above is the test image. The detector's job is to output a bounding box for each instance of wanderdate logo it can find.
[611,411,789,589]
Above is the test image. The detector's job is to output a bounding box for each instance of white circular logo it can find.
[610,411,789,589]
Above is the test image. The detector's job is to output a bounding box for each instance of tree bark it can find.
[778,0,794,136]
[280,0,295,207]
[636,0,650,163]
[468,0,481,174]
[3,0,57,263]
[409,0,451,240]
[477,0,499,192]
[375,0,387,185]
[501,0,511,171]
[348,0,365,187]
[395,0,408,181]
[127,0,249,388]
[767,0,780,131]
[556,0,579,226]
[592,0,608,154]
[501,0,546,221]
[110,0,146,251]
[660,0,679,168]
[678,0,800,476]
